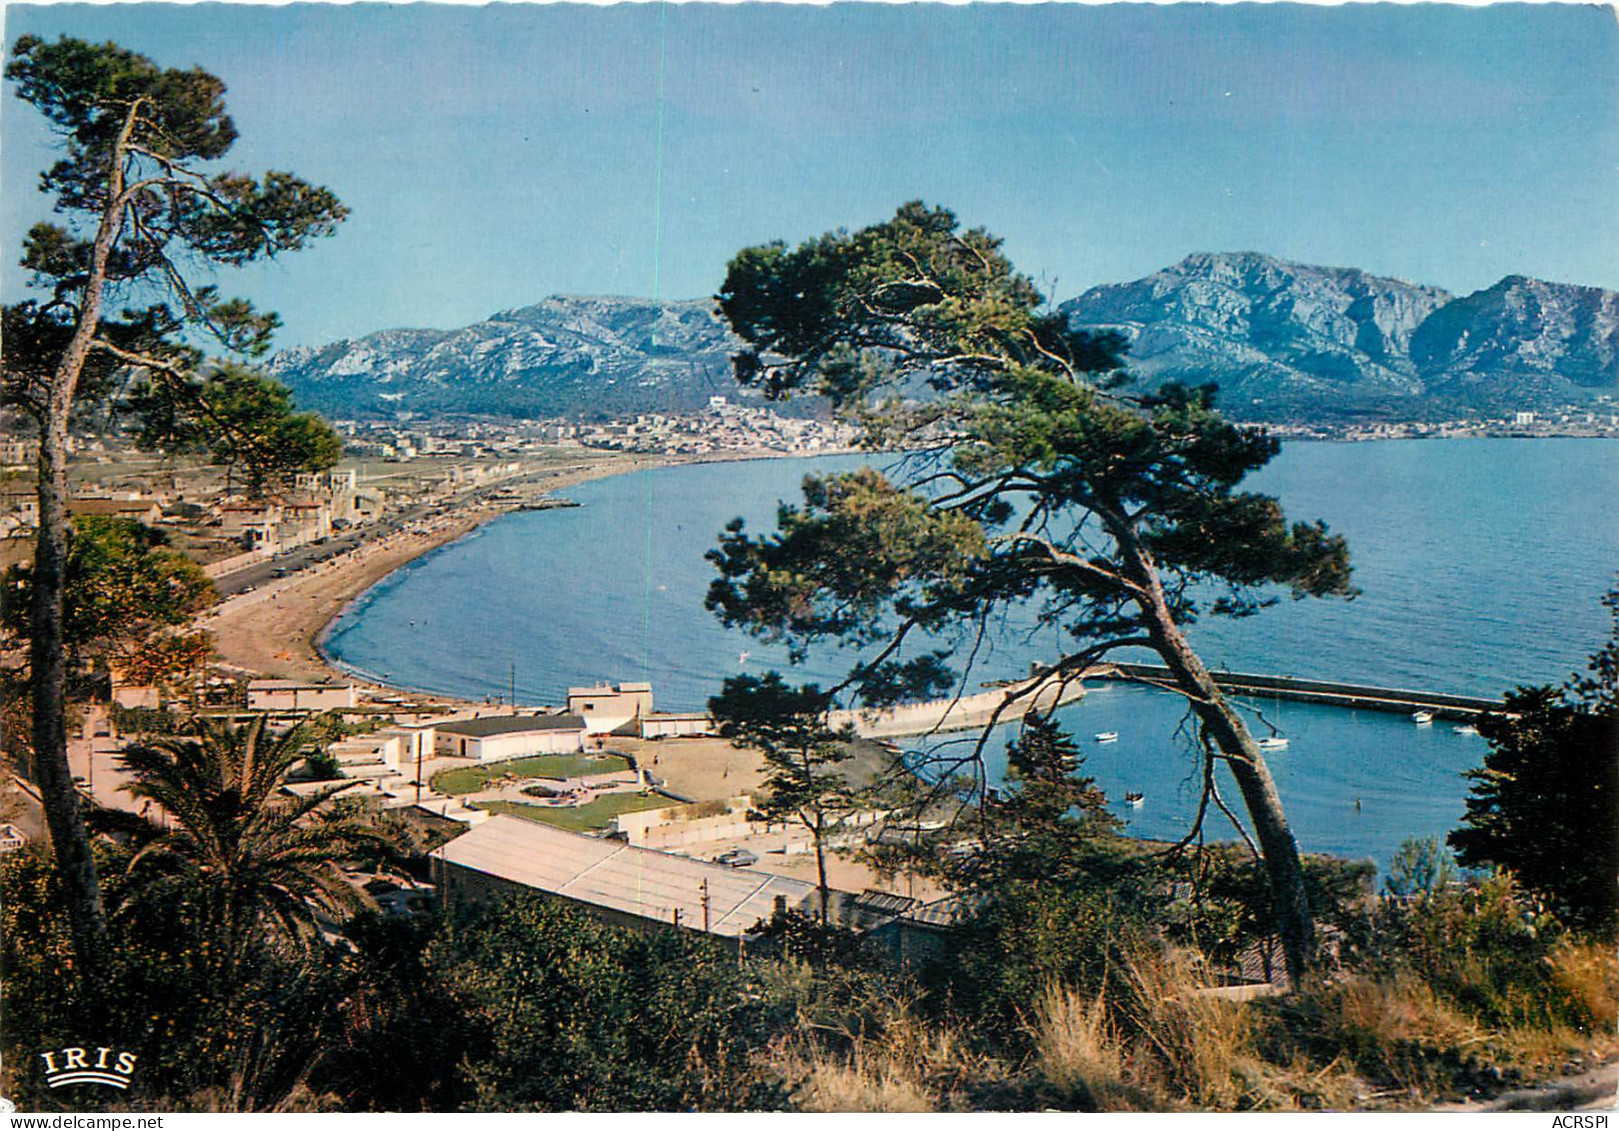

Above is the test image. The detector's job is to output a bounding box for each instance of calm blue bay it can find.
[324,438,1618,870]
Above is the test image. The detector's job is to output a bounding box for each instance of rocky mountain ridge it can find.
[266,295,743,420]
[268,256,1619,423]
[1060,253,1618,419]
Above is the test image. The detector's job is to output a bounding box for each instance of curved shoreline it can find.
[208,447,862,705]
[207,453,671,699]
[313,514,485,659]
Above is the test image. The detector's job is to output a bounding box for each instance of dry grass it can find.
[1547,940,1619,1037]
[773,1003,1000,1112]
[1115,951,1278,1109]
[1020,953,1362,1111]
[785,1045,936,1113]
[1026,983,1139,1109]
[766,935,1618,1113]
[1310,973,1487,1097]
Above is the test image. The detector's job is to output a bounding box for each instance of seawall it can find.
[828,672,1088,739]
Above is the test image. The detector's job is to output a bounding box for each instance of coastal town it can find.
[0,389,1609,925]
[4,391,1612,564]
[0,385,957,957]
[45,673,957,944]
[3,6,1616,1118]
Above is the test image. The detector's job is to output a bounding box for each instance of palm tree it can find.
[118,714,395,965]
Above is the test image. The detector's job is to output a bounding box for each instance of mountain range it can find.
[266,296,741,421]
[1059,254,1619,420]
[267,255,1619,423]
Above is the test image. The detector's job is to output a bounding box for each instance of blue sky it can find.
[3,3,1616,350]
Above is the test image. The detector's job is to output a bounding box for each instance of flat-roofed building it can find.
[437,815,818,939]
[372,724,435,772]
[637,711,712,739]
[280,496,332,541]
[566,681,654,734]
[2,489,39,526]
[433,713,586,761]
[247,679,357,713]
[219,500,284,544]
[323,722,433,775]
[68,496,163,524]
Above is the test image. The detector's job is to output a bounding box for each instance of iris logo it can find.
[39,1046,138,1089]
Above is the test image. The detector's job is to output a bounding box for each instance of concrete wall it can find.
[248,685,358,712]
[435,727,584,761]
[613,796,763,849]
[826,674,1085,739]
[113,684,159,710]
[640,713,711,738]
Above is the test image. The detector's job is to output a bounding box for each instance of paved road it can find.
[212,496,458,596]
[209,460,606,598]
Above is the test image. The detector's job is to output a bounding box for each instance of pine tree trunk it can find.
[30,412,111,980]
[20,101,142,986]
[814,816,830,924]
[1125,541,1316,986]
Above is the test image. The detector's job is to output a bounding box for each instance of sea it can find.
[323,438,1618,872]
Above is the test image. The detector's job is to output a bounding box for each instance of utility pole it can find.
[700,878,711,933]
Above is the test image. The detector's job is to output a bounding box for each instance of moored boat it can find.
[1094,731,1119,743]
[1257,736,1290,750]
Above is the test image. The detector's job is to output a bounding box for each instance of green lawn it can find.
[474,791,674,832]
[430,753,630,796]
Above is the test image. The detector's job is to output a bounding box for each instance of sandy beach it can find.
[205,452,668,690]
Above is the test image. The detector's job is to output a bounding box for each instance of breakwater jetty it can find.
[828,671,1088,739]
[825,661,1503,741]
[1089,662,1505,719]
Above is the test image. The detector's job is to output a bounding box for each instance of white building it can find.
[281,497,333,542]
[247,679,358,713]
[327,724,436,773]
[374,724,435,772]
[438,815,817,938]
[433,713,587,761]
[566,682,654,734]
[638,711,712,739]
[0,438,37,466]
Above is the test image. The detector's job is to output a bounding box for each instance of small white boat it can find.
[1412,711,1435,725]
[1124,791,1144,806]
[1452,724,1478,736]
[1094,732,1119,743]
[1257,737,1290,750]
